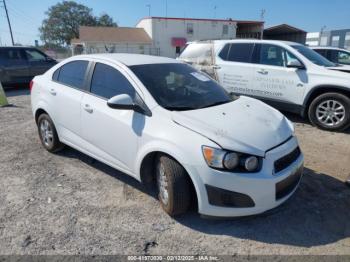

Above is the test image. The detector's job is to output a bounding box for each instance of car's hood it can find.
[171,96,293,157]
[327,64,350,73]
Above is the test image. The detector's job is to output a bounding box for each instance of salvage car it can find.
[179,40,350,131]
[0,46,57,87]
[311,46,350,73]
[31,54,304,217]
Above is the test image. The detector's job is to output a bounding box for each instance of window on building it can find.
[226,43,254,63]
[344,32,350,49]
[222,25,228,35]
[331,35,340,47]
[57,60,88,89]
[90,63,135,99]
[320,36,328,46]
[187,23,194,35]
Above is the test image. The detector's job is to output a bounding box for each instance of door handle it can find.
[212,65,221,69]
[257,69,268,75]
[83,104,93,114]
[49,89,56,96]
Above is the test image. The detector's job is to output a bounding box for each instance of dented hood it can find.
[171,96,293,156]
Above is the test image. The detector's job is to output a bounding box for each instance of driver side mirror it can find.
[107,94,151,116]
[287,59,305,69]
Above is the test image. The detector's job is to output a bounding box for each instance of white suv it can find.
[31,54,303,217]
[179,40,350,131]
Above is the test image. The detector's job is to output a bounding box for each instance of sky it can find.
[0,0,350,46]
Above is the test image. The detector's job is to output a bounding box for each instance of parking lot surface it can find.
[0,89,350,255]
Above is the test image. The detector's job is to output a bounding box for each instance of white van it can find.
[179,40,350,131]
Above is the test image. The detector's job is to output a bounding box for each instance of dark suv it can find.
[0,47,57,88]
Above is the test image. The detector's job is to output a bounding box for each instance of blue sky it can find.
[0,0,349,46]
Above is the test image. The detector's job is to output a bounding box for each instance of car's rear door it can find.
[251,43,307,110]
[214,43,256,94]
[24,48,56,78]
[0,48,30,85]
[80,61,140,173]
[48,60,89,143]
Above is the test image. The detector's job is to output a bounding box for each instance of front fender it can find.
[134,140,191,181]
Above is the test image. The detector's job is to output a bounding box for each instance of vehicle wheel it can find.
[156,155,192,216]
[308,92,350,131]
[37,114,64,152]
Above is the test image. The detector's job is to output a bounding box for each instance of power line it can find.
[1,0,14,45]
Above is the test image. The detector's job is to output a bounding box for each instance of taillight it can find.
[29,80,34,92]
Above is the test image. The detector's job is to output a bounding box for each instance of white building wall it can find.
[137,18,237,58]
[74,42,155,55]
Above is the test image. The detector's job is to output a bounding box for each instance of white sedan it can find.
[30,54,304,217]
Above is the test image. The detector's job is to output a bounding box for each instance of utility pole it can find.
[146,4,151,17]
[214,5,217,18]
[2,0,14,46]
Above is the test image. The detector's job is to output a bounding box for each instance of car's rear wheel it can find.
[308,92,350,131]
[156,155,192,216]
[37,114,64,152]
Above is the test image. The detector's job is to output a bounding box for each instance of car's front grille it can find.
[274,146,301,173]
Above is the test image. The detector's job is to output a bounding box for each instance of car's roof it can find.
[311,46,349,51]
[76,53,181,66]
[191,39,303,46]
[0,46,36,49]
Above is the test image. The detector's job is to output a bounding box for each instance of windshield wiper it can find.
[199,100,230,109]
[163,106,197,111]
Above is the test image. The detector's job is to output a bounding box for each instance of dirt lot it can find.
[0,89,350,255]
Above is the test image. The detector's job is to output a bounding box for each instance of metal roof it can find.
[264,24,307,35]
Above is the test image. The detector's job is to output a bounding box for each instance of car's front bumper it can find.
[184,136,304,217]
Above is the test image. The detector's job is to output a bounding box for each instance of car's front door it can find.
[81,62,141,173]
[215,43,256,95]
[251,44,308,109]
[24,49,56,78]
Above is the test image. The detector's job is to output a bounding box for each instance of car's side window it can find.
[57,60,89,89]
[258,44,285,67]
[218,44,230,60]
[25,49,47,62]
[338,51,350,65]
[90,63,135,100]
[226,43,254,63]
[52,68,60,81]
[3,49,25,61]
[284,50,300,65]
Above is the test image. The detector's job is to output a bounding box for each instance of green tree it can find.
[39,1,117,46]
[97,13,117,27]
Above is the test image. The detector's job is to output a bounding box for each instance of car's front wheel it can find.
[308,92,350,131]
[37,113,64,152]
[156,155,192,216]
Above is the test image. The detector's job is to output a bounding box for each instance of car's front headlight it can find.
[202,146,261,172]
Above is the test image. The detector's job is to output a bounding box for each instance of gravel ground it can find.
[0,89,350,255]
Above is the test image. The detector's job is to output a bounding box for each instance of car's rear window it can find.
[56,60,88,89]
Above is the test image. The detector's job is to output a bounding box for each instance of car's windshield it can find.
[292,45,336,67]
[130,63,232,111]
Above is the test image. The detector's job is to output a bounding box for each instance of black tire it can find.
[308,92,350,131]
[37,114,64,153]
[156,155,192,216]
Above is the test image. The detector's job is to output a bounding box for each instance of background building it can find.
[263,24,307,44]
[306,29,350,50]
[71,26,156,55]
[136,17,263,58]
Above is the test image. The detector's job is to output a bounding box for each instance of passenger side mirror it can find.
[107,94,150,116]
[287,59,304,69]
